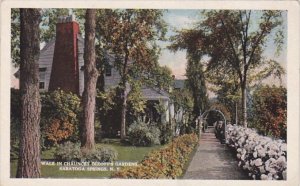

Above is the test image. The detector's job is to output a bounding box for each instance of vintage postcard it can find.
[0,0,299,186]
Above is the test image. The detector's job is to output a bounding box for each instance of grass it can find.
[10,138,163,178]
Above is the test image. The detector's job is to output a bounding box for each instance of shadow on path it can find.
[183,129,250,180]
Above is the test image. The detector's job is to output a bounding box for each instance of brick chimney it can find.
[48,15,80,94]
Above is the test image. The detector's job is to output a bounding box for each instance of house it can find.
[38,15,174,128]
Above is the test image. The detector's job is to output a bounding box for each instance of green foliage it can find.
[40,9,70,43]
[127,120,161,146]
[127,80,147,121]
[168,30,209,125]
[141,65,173,92]
[250,85,287,140]
[111,133,198,179]
[54,141,82,161]
[10,89,81,149]
[41,89,81,146]
[54,141,118,162]
[158,122,173,145]
[171,88,194,133]
[97,9,167,138]
[169,10,285,127]
[11,9,20,66]
[81,146,118,162]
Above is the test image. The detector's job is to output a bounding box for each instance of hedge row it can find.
[111,133,198,179]
[226,124,287,180]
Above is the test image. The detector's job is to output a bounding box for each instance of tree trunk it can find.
[235,102,238,125]
[120,90,127,140]
[241,83,248,127]
[16,9,41,178]
[81,9,98,150]
[120,81,130,139]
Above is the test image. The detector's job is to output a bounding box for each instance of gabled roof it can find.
[141,87,170,101]
[41,39,56,53]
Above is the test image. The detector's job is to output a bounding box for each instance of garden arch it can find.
[199,109,227,141]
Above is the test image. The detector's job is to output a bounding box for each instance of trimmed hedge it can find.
[226,124,287,180]
[111,133,198,179]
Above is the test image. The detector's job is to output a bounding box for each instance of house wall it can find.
[78,36,84,95]
[38,40,55,91]
[104,67,121,90]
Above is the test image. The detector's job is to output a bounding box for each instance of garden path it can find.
[183,127,250,180]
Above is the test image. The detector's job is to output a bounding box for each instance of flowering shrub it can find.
[226,124,287,180]
[44,119,75,145]
[54,141,118,162]
[111,133,198,179]
[41,89,81,146]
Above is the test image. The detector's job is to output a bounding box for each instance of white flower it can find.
[267,173,273,180]
[238,161,242,167]
[280,143,287,151]
[254,158,263,166]
[259,165,266,174]
[269,168,277,174]
[253,151,258,158]
[275,156,287,170]
[261,174,268,180]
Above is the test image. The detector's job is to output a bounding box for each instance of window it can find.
[39,68,46,90]
[105,65,112,76]
[39,82,45,89]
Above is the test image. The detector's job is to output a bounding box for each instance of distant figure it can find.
[214,121,225,143]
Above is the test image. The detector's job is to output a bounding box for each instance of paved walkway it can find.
[183,127,250,180]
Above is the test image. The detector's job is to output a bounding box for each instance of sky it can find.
[11,9,287,88]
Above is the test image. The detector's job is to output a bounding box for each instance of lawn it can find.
[10,139,163,178]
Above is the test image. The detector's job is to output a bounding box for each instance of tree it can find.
[169,29,209,128]
[81,9,98,150]
[185,56,209,128]
[170,10,285,127]
[202,10,284,127]
[16,8,41,178]
[251,85,287,140]
[141,65,173,91]
[98,9,166,139]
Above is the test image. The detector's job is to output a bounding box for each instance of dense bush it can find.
[41,89,81,146]
[127,120,161,146]
[54,141,82,161]
[250,85,287,140]
[44,119,75,145]
[158,122,173,144]
[111,133,198,179]
[226,124,287,180]
[54,141,118,162]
